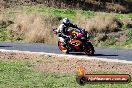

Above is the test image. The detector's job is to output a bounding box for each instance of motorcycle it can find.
[53,28,95,56]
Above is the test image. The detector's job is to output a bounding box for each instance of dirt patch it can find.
[0,52,132,74]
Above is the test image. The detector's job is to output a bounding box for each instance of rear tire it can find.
[84,42,94,56]
[58,41,69,54]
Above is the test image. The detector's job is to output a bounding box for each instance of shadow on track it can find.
[0,46,12,47]
[94,54,118,56]
[68,52,118,57]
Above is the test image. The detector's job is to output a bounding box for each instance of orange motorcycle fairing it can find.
[70,39,82,50]
[70,39,82,45]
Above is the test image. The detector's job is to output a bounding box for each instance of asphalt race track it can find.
[0,42,131,61]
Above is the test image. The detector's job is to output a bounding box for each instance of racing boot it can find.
[62,42,67,48]
[63,38,69,48]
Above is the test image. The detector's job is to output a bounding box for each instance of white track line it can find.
[0,49,132,64]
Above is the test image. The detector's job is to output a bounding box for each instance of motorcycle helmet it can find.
[62,18,70,24]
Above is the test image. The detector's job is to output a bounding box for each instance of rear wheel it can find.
[58,41,69,54]
[84,42,94,56]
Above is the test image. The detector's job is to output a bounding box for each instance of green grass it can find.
[110,29,132,48]
[128,29,132,39]
[21,6,97,22]
[24,6,77,22]
[0,27,12,41]
[0,60,132,88]
[96,39,132,49]
[22,5,132,21]
[3,5,132,25]
[115,40,132,48]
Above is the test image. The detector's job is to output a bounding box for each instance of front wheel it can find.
[58,41,69,54]
[84,42,94,56]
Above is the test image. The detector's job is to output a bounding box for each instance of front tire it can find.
[58,41,69,54]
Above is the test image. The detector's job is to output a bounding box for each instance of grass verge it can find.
[0,27,13,41]
[0,60,131,88]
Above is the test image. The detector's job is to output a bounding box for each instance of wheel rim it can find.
[84,46,93,55]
